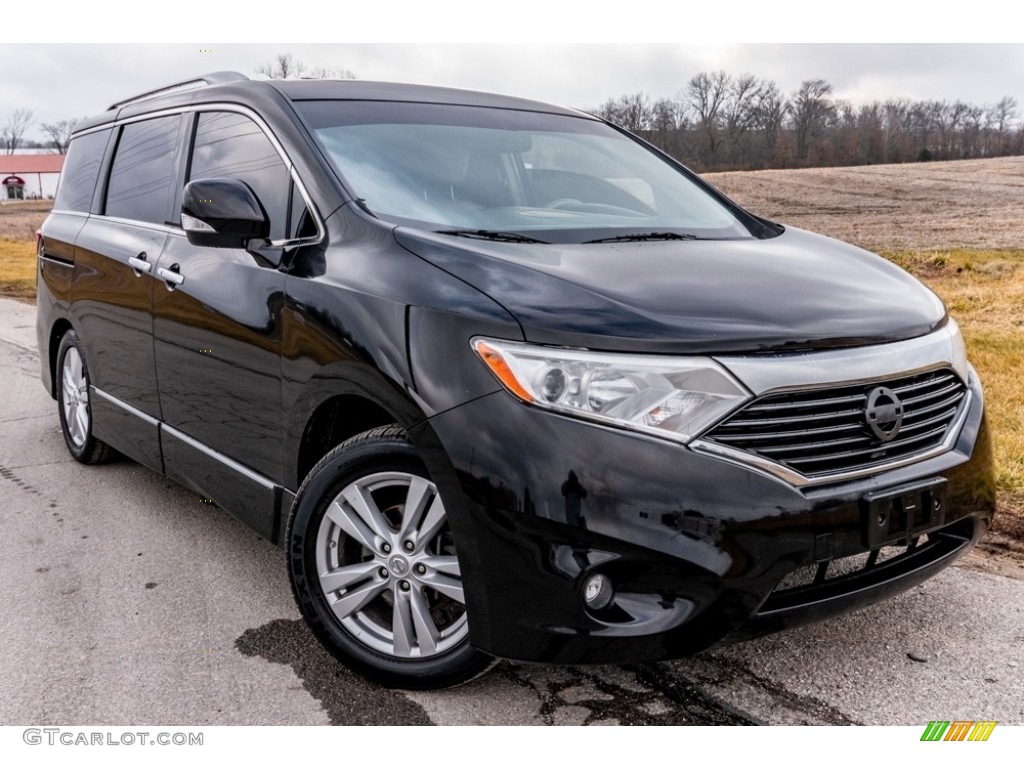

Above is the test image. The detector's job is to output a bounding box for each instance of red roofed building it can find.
[0,155,65,201]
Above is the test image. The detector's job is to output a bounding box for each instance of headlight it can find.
[472,338,751,443]
[947,318,969,383]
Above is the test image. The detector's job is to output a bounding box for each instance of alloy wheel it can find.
[313,471,468,659]
[61,346,90,448]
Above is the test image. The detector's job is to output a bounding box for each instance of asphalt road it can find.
[1,296,1021,726]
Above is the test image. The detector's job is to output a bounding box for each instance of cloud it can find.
[2,43,1021,143]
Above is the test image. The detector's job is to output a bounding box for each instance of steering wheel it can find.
[544,198,649,217]
[544,198,586,210]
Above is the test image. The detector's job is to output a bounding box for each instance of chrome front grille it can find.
[704,369,968,479]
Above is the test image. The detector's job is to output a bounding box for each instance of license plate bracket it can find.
[861,477,947,549]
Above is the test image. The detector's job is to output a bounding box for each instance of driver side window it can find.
[189,112,293,241]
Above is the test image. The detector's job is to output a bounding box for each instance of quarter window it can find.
[54,129,111,213]
[105,116,182,224]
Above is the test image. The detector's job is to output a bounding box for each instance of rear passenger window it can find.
[106,116,181,224]
[190,112,290,241]
[54,129,111,213]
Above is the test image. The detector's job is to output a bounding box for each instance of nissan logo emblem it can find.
[865,386,904,442]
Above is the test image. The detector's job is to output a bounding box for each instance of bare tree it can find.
[988,96,1017,155]
[257,53,305,79]
[855,102,885,165]
[831,100,858,166]
[909,100,934,158]
[592,92,653,134]
[928,100,970,158]
[960,104,986,158]
[721,74,762,167]
[882,99,911,162]
[617,92,654,133]
[650,97,688,158]
[257,54,356,80]
[307,66,357,80]
[753,82,787,167]
[686,71,731,166]
[40,118,78,154]
[591,97,620,124]
[791,79,835,163]
[1,109,34,155]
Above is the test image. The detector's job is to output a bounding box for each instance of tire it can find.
[286,425,493,689]
[55,329,117,465]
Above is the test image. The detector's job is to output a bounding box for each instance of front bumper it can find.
[422,369,994,665]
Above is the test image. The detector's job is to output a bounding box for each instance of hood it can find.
[394,226,947,355]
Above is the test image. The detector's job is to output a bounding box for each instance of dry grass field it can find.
[0,200,51,241]
[0,238,35,299]
[708,156,1024,252]
[0,201,47,300]
[1,161,1022,548]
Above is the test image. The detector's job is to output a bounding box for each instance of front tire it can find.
[55,329,116,464]
[286,425,492,689]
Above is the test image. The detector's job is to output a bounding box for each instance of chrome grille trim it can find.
[692,370,971,487]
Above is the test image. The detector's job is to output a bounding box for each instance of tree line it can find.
[589,71,1022,171]
[5,65,1021,171]
[2,110,88,154]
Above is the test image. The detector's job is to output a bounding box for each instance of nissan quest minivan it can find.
[36,72,995,689]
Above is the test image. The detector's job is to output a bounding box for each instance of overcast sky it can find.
[3,42,1023,142]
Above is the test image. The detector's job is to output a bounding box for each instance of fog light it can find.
[582,573,614,610]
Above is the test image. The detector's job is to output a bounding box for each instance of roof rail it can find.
[107,71,250,111]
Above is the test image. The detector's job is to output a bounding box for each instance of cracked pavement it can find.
[2,296,1022,726]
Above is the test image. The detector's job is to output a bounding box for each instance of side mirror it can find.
[181,178,269,248]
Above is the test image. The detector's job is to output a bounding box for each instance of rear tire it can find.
[55,329,117,465]
[286,425,493,689]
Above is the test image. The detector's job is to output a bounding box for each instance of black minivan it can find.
[37,72,994,689]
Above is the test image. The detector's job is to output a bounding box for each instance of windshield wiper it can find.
[584,232,699,244]
[436,229,550,244]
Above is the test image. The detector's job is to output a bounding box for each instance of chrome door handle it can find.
[128,253,152,275]
[157,265,184,289]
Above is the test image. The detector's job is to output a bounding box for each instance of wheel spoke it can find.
[329,578,388,620]
[73,405,89,444]
[397,476,432,542]
[416,494,448,547]
[62,364,76,396]
[418,570,465,604]
[340,484,392,541]
[69,350,83,386]
[409,585,439,655]
[319,560,381,594]
[324,499,380,552]
[391,586,415,656]
[419,554,461,578]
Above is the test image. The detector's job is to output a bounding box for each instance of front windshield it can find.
[297,100,757,244]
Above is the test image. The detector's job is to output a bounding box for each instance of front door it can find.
[153,111,295,538]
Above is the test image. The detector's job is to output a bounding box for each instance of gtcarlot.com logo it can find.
[23,729,203,747]
[920,721,997,742]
